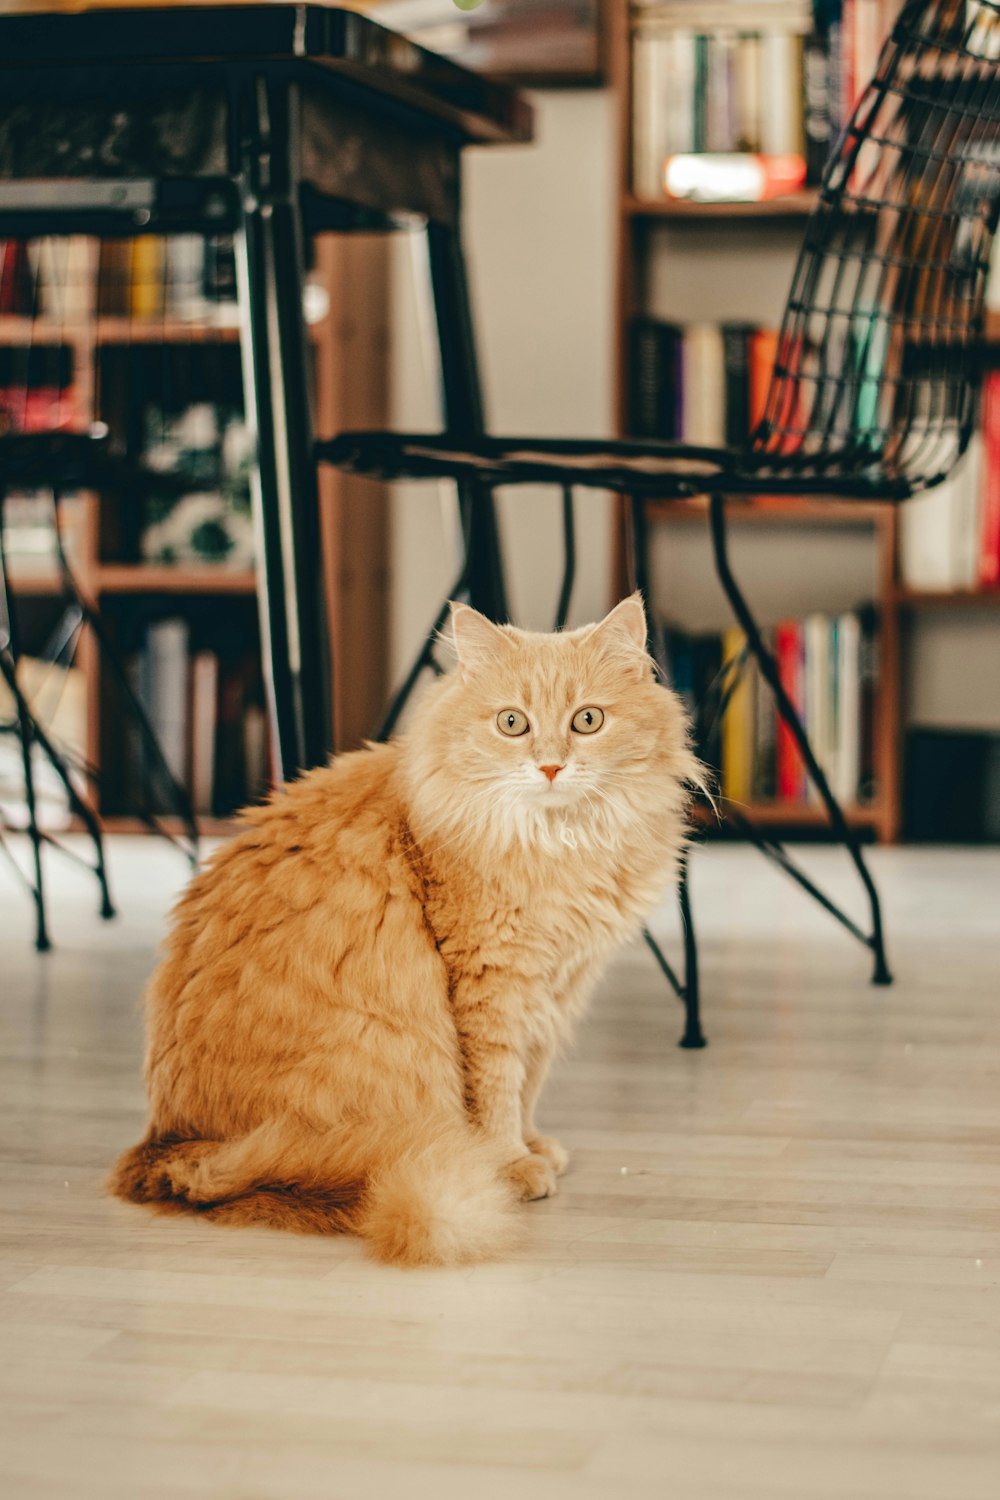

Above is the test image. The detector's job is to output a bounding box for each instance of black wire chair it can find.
[319,0,1000,1046]
[0,431,199,950]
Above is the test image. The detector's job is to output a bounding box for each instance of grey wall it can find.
[387,89,616,688]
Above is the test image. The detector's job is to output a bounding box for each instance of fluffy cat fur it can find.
[110,594,695,1265]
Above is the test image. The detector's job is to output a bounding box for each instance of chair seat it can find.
[319,430,912,501]
[320,431,735,498]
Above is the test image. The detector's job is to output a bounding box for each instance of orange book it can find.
[749,328,779,433]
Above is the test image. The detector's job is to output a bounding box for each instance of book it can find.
[804,613,831,806]
[775,619,806,801]
[979,371,1000,587]
[142,618,190,791]
[629,317,683,439]
[190,650,219,816]
[835,611,862,807]
[759,28,804,157]
[130,237,164,320]
[36,237,97,325]
[899,442,983,591]
[681,324,726,446]
[165,235,209,323]
[722,323,753,447]
[749,327,780,433]
[751,637,777,800]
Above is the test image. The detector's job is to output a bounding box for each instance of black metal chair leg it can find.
[426,220,508,625]
[708,493,891,986]
[554,485,576,631]
[50,500,198,866]
[0,643,116,924]
[376,563,469,742]
[237,75,332,779]
[642,866,705,1048]
[677,858,704,1047]
[1,648,50,951]
[628,489,707,1039]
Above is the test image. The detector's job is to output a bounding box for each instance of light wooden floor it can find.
[2,838,999,1499]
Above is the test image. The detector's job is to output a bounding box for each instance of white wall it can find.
[388,88,616,684]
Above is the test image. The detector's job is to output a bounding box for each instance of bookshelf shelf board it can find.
[893,585,1000,606]
[623,192,819,222]
[5,569,65,595]
[94,318,241,345]
[0,316,89,345]
[694,801,882,831]
[97,565,257,595]
[646,495,887,525]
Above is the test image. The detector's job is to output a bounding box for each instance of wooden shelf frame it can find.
[610,4,903,844]
[2,235,391,835]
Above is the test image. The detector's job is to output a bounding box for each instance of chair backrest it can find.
[753,0,1000,496]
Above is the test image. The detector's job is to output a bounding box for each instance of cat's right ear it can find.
[449,602,512,680]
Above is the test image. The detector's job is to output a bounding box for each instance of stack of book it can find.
[663,609,879,809]
[629,318,780,446]
[631,1,901,201]
[97,234,239,323]
[898,366,1000,592]
[129,617,271,818]
[1,237,98,321]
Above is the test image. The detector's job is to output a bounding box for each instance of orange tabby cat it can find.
[111,594,695,1265]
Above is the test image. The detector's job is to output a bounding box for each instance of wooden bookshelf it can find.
[611,3,902,844]
[3,232,390,835]
[893,586,1000,607]
[96,565,258,595]
[623,191,819,221]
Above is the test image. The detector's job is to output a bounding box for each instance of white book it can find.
[951,432,983,591]
[189,650,219,815]
[243,702,270,803]
[165,234,208,322]
[681,325,726,446]
[898,443,981,591]
[836,612,862,808]
[759,30,803,157]
[733,33,762,153]
[146,618,190,790]
[662,30,697,158]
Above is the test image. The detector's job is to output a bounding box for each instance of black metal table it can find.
[0,3,532,778]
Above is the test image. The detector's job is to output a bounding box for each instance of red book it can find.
[0,241,33,315]
[979,371,1000,587]
[775,620,806,802]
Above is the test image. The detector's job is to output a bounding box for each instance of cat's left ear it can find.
[590,593,650,676]
[449,602,513,680]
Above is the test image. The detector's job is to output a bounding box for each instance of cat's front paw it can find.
[504,1152,557,1201]
[526,1134,569,1176]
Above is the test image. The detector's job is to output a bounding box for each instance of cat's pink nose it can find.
[539,764,564,783]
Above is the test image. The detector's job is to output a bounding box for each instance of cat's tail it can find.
[109,1119,521,1266]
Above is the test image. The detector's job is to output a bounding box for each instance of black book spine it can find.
[629,319,663,439]
[630,319,682,441]
[722,323,753,448]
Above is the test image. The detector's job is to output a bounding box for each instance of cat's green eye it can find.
[571,706,605,735]
[497,709,530,737]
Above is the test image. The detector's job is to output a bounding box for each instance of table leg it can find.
[236,76,332,780]
[426,220,508,624]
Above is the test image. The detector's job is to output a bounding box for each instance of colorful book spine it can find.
[979,371,1000,587]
